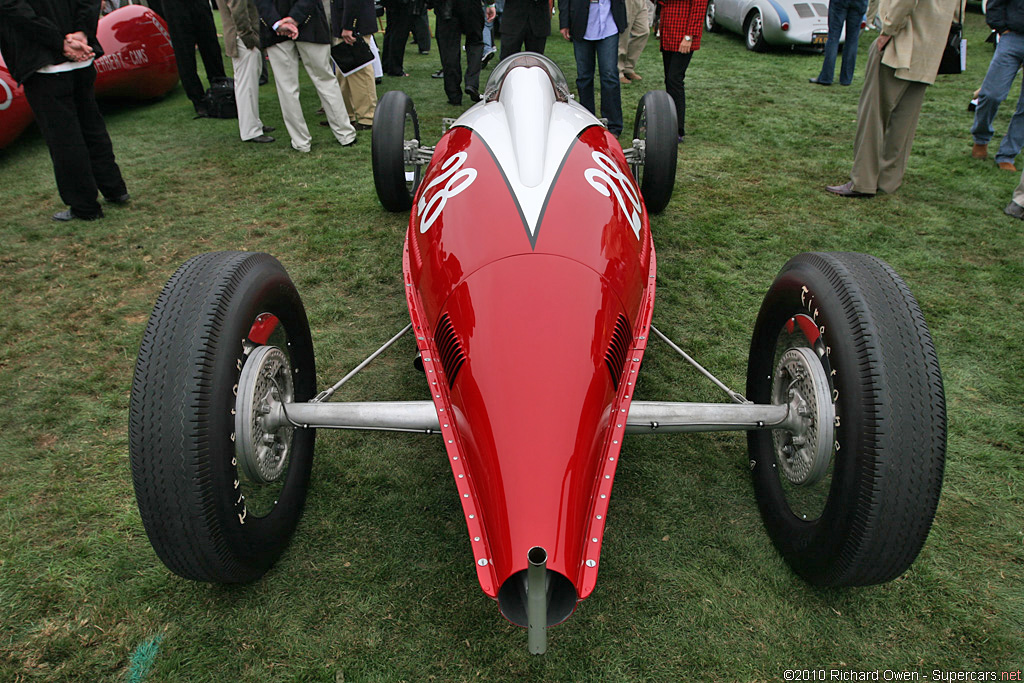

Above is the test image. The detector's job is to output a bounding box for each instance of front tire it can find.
[705,0,720,32]
[632,90,678,214]
[129,251,317,583]
[747,252,945,586]
[372,90,422,212]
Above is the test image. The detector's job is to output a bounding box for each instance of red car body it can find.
[0,4,177,149]
[402,96,657,623]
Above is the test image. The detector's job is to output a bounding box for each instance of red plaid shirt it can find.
[658,0,708,51]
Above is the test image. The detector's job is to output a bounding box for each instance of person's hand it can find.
[485,5,496,21]
[342,28,356,44]
[277,17,299,39]
[560,27,570,40]
[678,36,693,53]
[877,33,891,50]
[63,33,94,60]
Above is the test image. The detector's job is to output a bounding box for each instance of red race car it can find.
[0,4,177,149]
[129,54,945,654]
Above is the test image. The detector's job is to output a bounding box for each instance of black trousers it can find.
[160,0,226,104]
[412,10,432,53]
[498,31,546,61]
[23,65,127,218]
[435,0,484,103]
[382,0,415,75]
[662,49,692,137]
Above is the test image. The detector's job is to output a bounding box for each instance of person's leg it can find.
[573,39,597,115]
[524,33,547,54]
[234,38,264,140]
[619,0,648,78]
[662,49,691,137]
[1011,167,1024,206]
[413,10,432,52]
[162,5,206,105]
[995,70,1024,165]
[191,0,227,82]
[298,41,357,145]
[972,33,1024,146]
[460,0,485,92]
[340,49,378,126]
[838,3,863,85]
[876,69,927,193]
[595,33,622,135]
[815,0,844,85]
[267,41,312,151]
[849,41,889,193]
[72,66,127,201]
[500,21,526,60]
[436,11,464,102]
[23,71,103,217]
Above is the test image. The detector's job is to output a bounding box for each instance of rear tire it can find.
[745,10,768,52]
[705,0,720,32]
[372,90,422,212]
[129,251,317,583]
[747,252,945,586]
[631,90,678,214]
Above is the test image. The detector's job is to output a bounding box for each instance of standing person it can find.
[254,0,358,151]
[332,0,378,129]
[618,0,648,83]
[499,0,549,60]
[435,0,496,105]
[826,0,961,197]
[159,0,228,115]
[218,0,275,142]
[380,0,413,75]
[656,0,706,140]
[0,0,129,221]
[559,0,626,135]
[971,0,1024,171]
[810,0,868,86]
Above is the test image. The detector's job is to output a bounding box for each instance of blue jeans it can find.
[817,0,867,86]
[573,34,623,135]
[972,31,1024,164]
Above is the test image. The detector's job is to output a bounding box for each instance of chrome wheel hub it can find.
[236,345,294,484]
[771,346,834,486]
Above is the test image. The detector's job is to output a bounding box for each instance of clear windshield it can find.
[482,52,571,103]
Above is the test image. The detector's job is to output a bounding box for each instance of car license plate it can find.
[812,32,828,46]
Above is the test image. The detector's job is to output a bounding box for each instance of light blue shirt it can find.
[583,0,618,40]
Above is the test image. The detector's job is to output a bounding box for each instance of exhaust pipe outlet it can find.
[527,546,548,655]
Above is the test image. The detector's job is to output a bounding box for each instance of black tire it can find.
[746,252,945,586]
[705,0,719,32]
[372,90,422,212]
[632,90,678,215]
[129,252,317,583]
[745,10,768,52]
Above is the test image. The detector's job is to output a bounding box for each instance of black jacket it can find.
[253,0,331,46]
[0,0,103,84]
[987,0,1024,35]
[501,0,551,37]
[333,0,376,35]
[557,0,624,41]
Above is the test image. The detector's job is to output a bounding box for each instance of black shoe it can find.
[354,122,372,130]
[465,86,481,103]
[1005,201,1024,219]
[432,69,444,79]
[826,181,875,198]
[341,137,357,147]
[53,208,103,221]
[106,193,131,204]
[246,134,275,143]
[375,77,383,84]
[481,47,496,68]
[809,77,831,85]
[448,98,462,106]
[263,125,275,133]
[419,50,430,55]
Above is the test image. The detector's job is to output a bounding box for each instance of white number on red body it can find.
[584,151,641,240]
[418,151,478,234]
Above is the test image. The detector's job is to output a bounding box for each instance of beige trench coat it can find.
[879,0,962,84]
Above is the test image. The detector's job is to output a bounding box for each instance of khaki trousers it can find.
[335,36,378,126]
[618,0,649,77]
[850,41,928,194]
[231,37,264,141]
[267,40,356,152]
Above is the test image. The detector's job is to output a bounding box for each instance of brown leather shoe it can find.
[972,143,989,159]
[619,75,630,84]
[826,181,875,197]
[628,72,642,81]
[998,161,1018,171]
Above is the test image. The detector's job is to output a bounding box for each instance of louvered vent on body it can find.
[813,3,828,15]
[604,314,632,391]
[435,313,466,387]
[794,3,814,17]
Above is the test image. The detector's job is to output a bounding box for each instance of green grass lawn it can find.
[0,8,1021,682]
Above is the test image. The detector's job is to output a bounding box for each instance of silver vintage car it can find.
[706,0,856,51]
